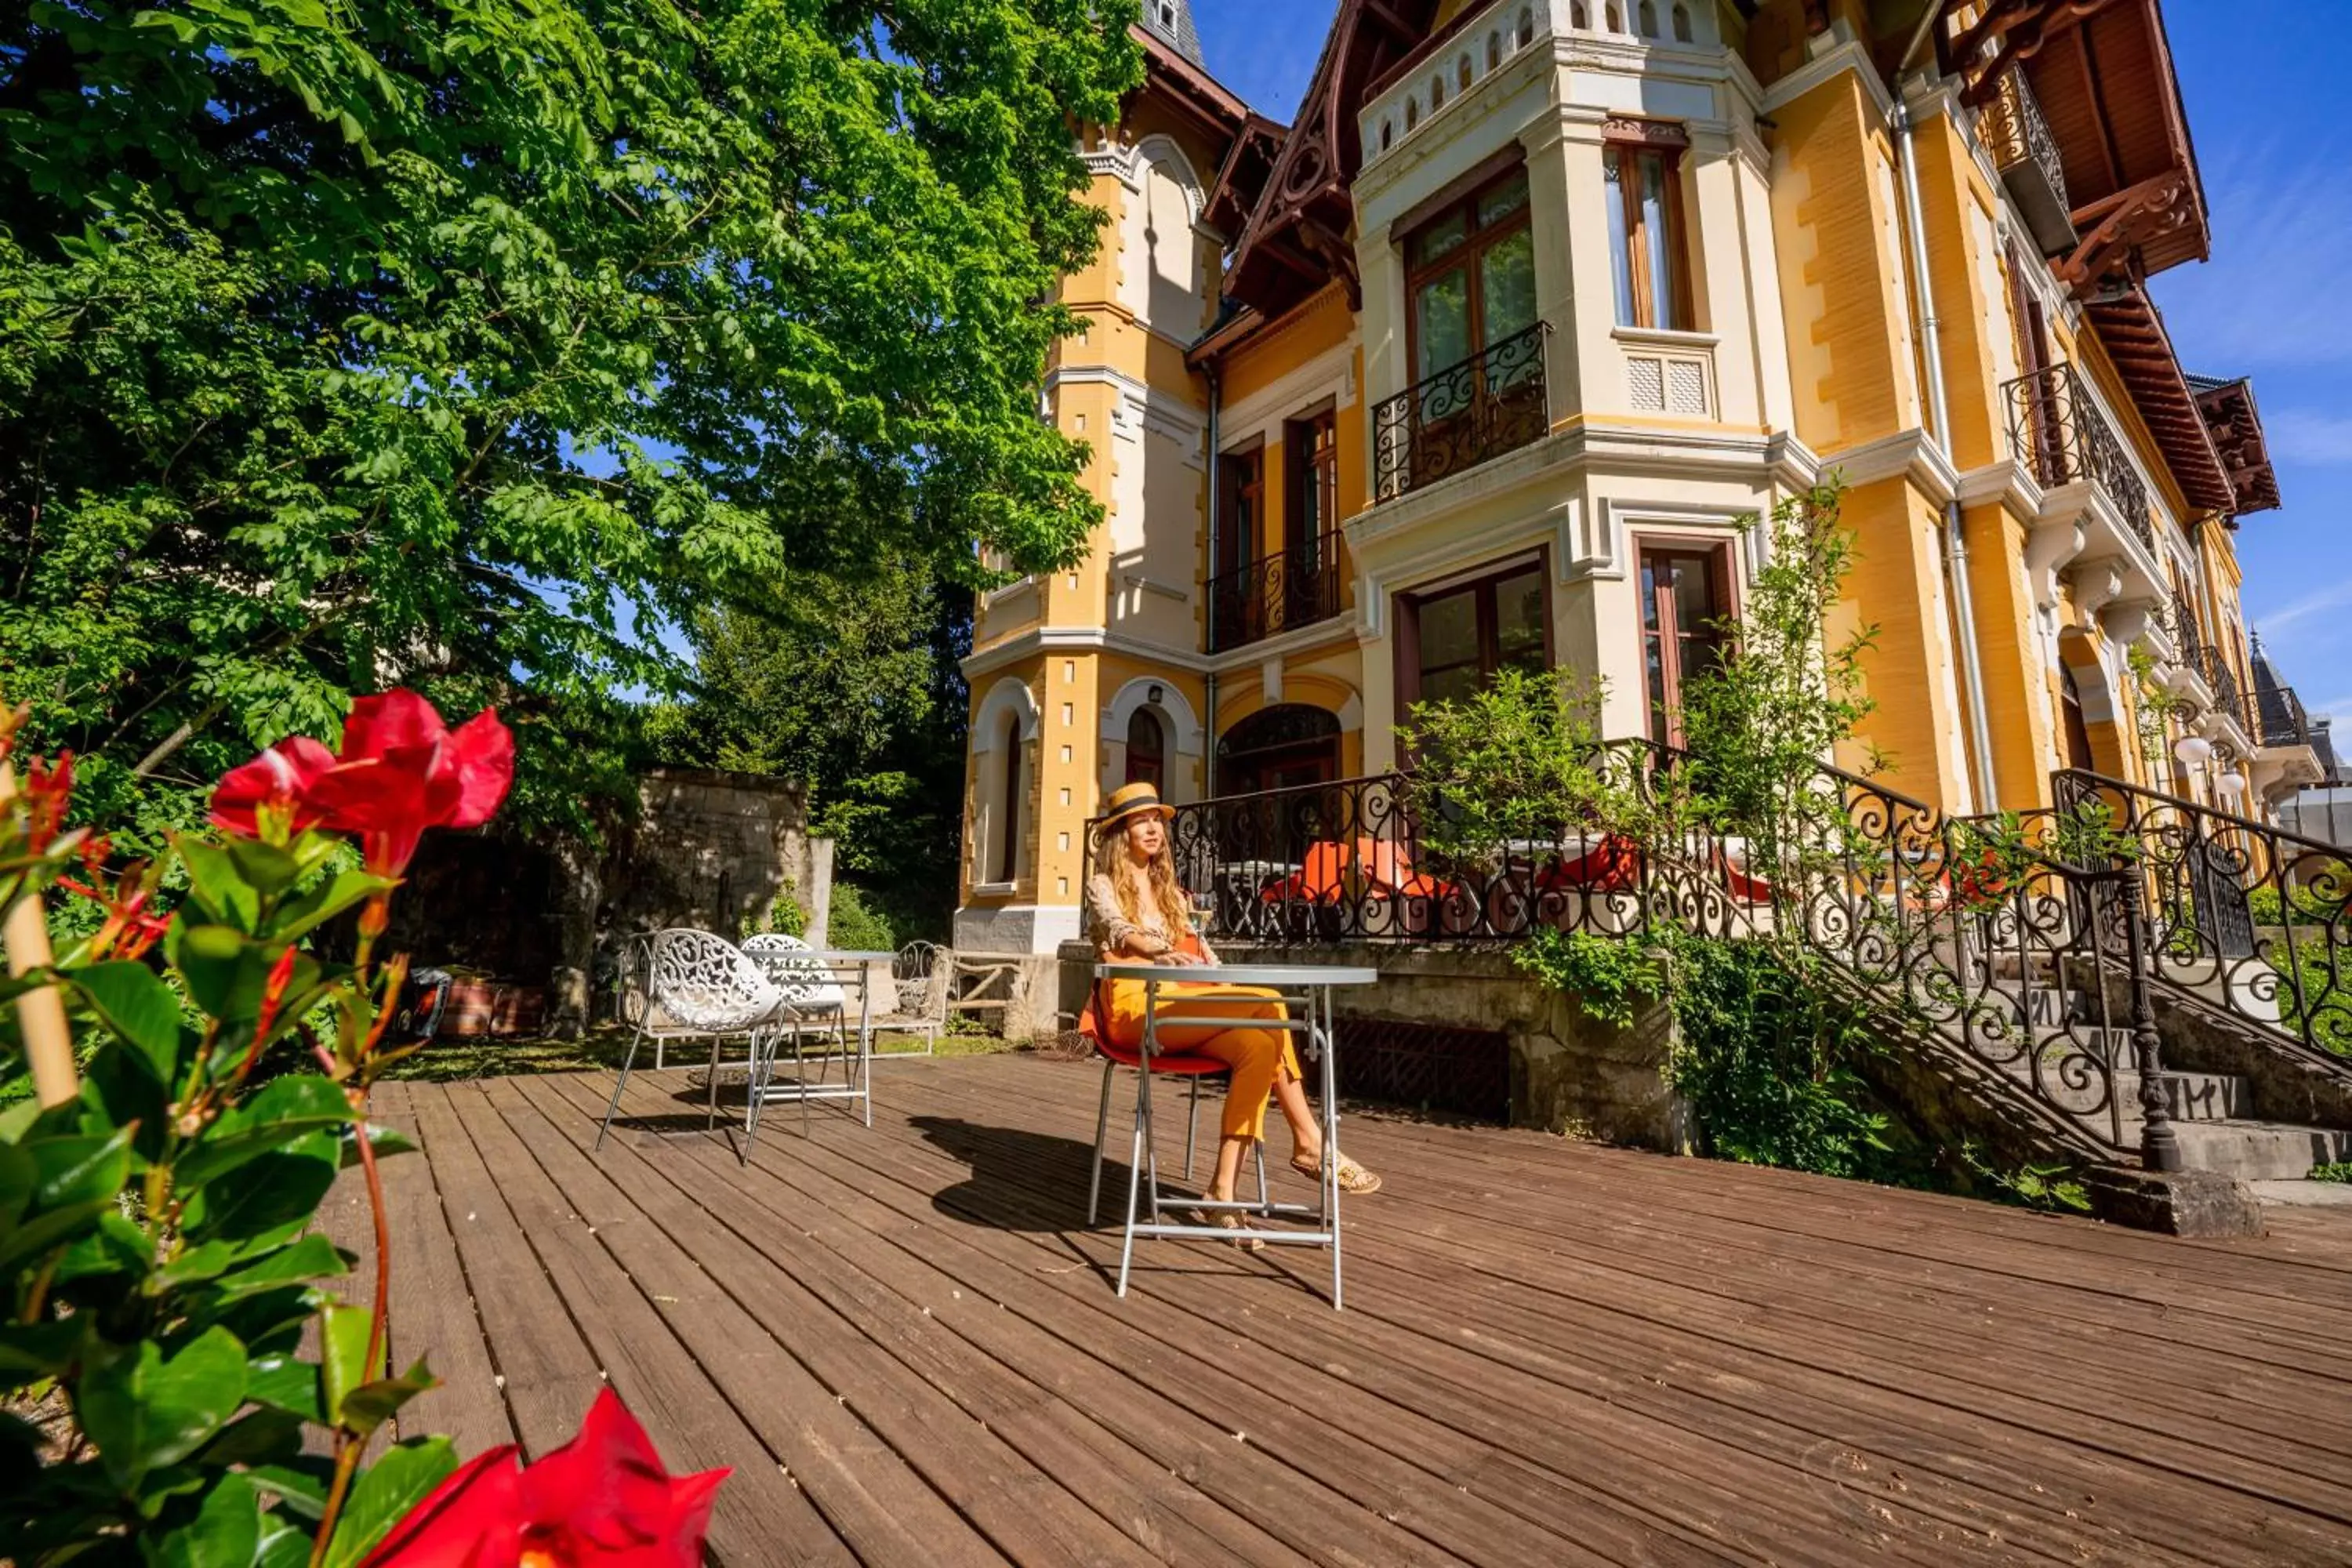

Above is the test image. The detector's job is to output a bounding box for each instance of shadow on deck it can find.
[332,1054,2352,1566]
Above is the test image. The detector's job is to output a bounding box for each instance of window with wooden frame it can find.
[1214,443,1263,578]
[1286,410,1338,557]
[1399,556,1551,712]
[1403,164,1537,386]
[1602,122,1692,332]
[992,715,1023,884]
[1636,540,1731,745]
[1124,707,1166,789]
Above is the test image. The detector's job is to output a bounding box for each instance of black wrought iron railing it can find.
[2170,590,2205,664]
[1373,321,1551,502]
[1980,67,2068,215]
[2054,768,2352,1062]
[2262,683,2313,750]
[1084,744,2188,1164]
[2197,644,2251,735]
[1206,533,1342,654]
[2003,364,2155,557]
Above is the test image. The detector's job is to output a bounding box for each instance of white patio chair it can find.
[742,934,869,1134]
[597,929,787,1157]
[877,940,942,1054]
[609,934,709,1072]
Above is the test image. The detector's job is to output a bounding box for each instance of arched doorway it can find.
[2060,660,2095,774]
[1217,703,1341,797]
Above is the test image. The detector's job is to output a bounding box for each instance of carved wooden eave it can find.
[1938,0,2207,286]
[1131,24,1251,145]
[1222,0,1445,318]
[1204,113,1288,241]
[2190,375,2282,519]
[2084,285,2233,517]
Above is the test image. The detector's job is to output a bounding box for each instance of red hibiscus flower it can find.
[305,693,514,875]
[361,1388,727,1568]
[209,737,339,839]
[209,692,514,874]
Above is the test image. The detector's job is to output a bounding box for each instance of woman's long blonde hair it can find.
[1113,820,1194,938]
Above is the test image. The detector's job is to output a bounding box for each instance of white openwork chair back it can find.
[893,940,941,1014]
[742,932,844,1012]
[649,929,783,1034]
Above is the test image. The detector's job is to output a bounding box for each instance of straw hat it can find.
[1094,780,1178,840]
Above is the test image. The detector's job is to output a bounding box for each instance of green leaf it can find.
[256,1522,315,1568]
[339,1124,416,1168]
[336,1356,437,1439]
[197,1407,307,1469]
[177,1076,353,1189]
[80,1326,249,1489]
[174,841,263,932]
[187,1130,339,1241]
[68,960,186,1080]
[146,1471,262,1568]
[248,1458,332,1521]
[0,1125,136,1272]
[171,925,312,1029]
[244,1352,325,1424]
[212,1232,349,1301]
[318,1303,375,1425]
[0,1141,32,1227]
[56,1209,154,1285]
[0,1319,84,1381]
[322,1437,459,1568]
[225,837,300,897]
[274,869,396,942]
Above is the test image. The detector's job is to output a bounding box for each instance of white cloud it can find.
[2264,409,2352,466]
[2254,579,2352,633]
[2157,140,2352,369]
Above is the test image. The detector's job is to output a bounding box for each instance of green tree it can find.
[0,0,1138,842]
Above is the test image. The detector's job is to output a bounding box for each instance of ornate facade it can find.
[954,0,2296,953]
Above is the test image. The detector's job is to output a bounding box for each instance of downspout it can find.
[1203,363,1221,798]
[1893,92,1999,814]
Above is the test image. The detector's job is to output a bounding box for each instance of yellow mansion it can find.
[954,0,2294,953]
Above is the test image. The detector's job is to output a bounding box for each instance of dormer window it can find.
[1157,2,1176,27]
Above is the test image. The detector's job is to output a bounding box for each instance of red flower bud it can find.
[210,737,338,840]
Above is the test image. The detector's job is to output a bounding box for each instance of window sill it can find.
[1610,325,1720,351]
[970,881,1018,898]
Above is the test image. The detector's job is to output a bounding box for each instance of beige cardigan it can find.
[1084,871,1221,964]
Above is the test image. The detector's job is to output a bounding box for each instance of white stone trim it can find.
[1822,426,1961,503]
[964,626,1212,680]
[1100,677,1203,757]
[971,677,1042,749]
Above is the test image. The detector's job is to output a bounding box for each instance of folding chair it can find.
[1077,982,1266,1229]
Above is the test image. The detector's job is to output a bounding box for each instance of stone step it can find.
[2113,1069,2252,1123]
[2166,1121,2352,1183]
[2246,1178,2352,1210]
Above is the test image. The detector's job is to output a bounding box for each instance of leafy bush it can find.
[1398,668,1655,854]
[2311,1161,2352,1184]
[826,882,898,953]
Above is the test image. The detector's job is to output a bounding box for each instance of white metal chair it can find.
[609,934,712,1072]
[742,934,872,1134]
[597,929,787,1157]
[877,940,943,1054]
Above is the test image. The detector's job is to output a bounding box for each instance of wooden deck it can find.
[330,1054,2352,1566]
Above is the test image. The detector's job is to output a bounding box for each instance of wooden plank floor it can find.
[354,1054,2352,1566]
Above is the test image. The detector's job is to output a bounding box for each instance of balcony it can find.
[2197,644,2252,739]
[1373,321,1552,503]
[2003,363,2155,561]
[1978,67,2075,256]
[2261,682,2313,750]
[1207,532,1342,654]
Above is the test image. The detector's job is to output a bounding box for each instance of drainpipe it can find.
[1203,363,1221,797]
[1893,93,1999,814]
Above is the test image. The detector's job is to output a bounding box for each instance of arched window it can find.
[1381,118,1395,152]
[1457,54,1472,91]
[992,715,1022,884]
[1671,1,1693,41]
[1606,2,1623,33]
[1571,0,1588,25]
[1517,6,1536,46]
[1406,96,1420,131]
[1487,30,1501,68]
[1639,0,1657,36]
[1125,708,1166,789]
[1430,74,1445,111]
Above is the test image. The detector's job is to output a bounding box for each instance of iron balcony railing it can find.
[2262,682,2313,750]
[2003,363,2156,557]
[1084,744,2194,1167]
[1979,67,2072,254]
[2170,590,2205,664]
[1373,321,1551,502]
[1206,532,1343,654]
[2198,644,2251,735]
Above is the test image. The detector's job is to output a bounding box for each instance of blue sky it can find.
[1189,0,2352,728]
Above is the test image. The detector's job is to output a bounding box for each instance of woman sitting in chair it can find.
[1087,781,1380,1243]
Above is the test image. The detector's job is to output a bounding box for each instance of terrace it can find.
[341,1056,2352,1565]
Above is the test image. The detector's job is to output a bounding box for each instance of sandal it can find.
[1292,1152,1383,1195]
[1189,1208,1265,1251]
